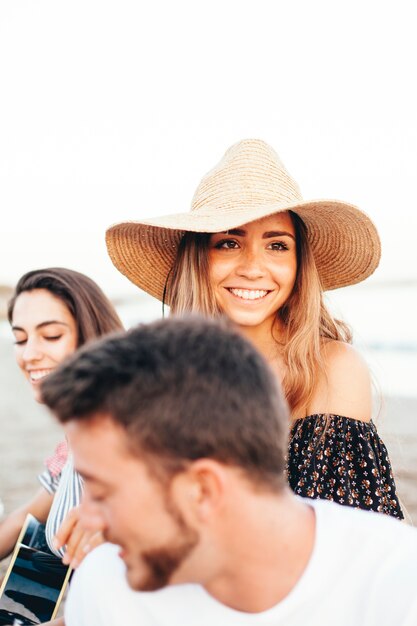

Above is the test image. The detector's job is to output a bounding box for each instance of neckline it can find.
[292,413,374,426]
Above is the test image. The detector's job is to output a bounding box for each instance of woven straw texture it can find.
[106,139,381,300]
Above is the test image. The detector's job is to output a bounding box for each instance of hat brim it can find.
[106,199,381,301]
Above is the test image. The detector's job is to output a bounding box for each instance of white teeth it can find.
[229,289,269,300]
[29,370,52,381]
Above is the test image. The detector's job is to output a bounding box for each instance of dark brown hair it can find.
[41,316,289,492]
[8,267,123,346]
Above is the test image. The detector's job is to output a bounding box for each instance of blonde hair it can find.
[168,212,351,417]
[169,233,221,316]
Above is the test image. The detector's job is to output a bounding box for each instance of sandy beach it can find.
[1,334,417,579]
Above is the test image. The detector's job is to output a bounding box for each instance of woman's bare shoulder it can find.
[322,339,369,369]
[306,340,372,422]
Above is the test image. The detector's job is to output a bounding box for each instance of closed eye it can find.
[14,335,63,346]
[90,493,106,503]
[14,339,27,346]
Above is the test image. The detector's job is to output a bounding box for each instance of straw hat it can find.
[106,139,381,300]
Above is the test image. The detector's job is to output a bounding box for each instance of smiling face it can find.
[66,416,199,591]
[11,289,78,402]
[208,213,297,337]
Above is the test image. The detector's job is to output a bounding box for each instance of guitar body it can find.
[0,515,71,624]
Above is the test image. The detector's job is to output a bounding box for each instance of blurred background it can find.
[1,0,416,552]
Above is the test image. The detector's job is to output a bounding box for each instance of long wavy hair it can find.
[168,212,351,417]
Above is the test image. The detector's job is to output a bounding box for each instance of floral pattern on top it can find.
[287,414,404,519]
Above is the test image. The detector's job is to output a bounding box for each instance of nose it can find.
[235,246,266,280]
[21,338,43,363]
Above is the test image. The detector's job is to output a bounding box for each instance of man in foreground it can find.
[42,317,417,626]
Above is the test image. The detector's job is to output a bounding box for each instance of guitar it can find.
[0,514,71,625]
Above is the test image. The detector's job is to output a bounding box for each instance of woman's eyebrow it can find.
[262,230,295,240]
[221,228,246,236]
[11,320,70,332]
[219,228,295,240]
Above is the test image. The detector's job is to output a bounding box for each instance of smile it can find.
[227,288,270,301]
[28,369,53,382]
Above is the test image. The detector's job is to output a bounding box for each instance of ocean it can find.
[110,281,417,399]
[324,281,417,398]
[1,281,416,398]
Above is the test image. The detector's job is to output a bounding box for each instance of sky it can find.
[0,0,416,300]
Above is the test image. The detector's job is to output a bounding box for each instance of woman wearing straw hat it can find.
[106,139,403,519]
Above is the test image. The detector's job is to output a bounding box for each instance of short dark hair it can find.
[41,316,289,491]
[8,267,123,346]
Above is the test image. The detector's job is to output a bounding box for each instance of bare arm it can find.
[42,618,65,626]
[0,487,53,560]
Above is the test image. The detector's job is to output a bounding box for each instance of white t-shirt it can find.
[65,499,417,626]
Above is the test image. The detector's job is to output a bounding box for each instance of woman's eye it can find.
[268,241,289,251]
[13,334,63,345]
[215,239,239,249]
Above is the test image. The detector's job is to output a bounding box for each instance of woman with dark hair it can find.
[105,139,403,519]
[1,268,123,567]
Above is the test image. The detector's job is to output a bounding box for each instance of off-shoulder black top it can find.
[287,414,404,519]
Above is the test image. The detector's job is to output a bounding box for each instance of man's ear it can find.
[172,459,226,524]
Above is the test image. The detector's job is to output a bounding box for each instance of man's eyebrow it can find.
[11,320,70,332]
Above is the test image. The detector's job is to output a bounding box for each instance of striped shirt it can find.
[39,452,83,557]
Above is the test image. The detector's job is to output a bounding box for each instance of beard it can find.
[124,491,199,592]
[137,528,199,591]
